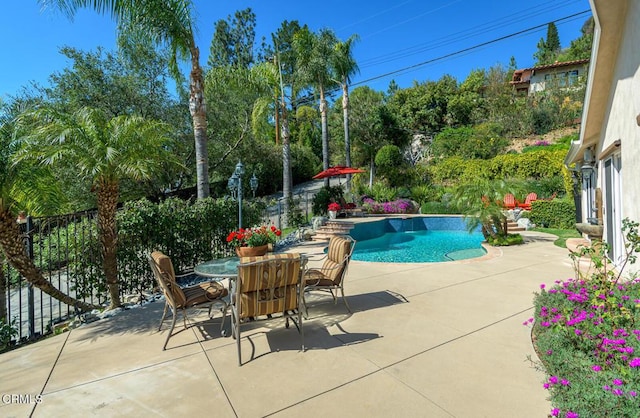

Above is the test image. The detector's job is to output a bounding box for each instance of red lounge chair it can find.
[518,192,538,210]
[503,193,516,209]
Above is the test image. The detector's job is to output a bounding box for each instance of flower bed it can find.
[527,219,640,417]
[362,198,417,214]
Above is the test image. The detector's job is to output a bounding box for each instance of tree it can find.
[17,107,180,309]
[0,97,98,311]
[44,44,189,209]
[40,0,212,199]
[534,22,562,65]
[294,27,338,187]
[452,179,519,240]
[207,8,257,69]
[557,17,594,62]
[330,34,359,192]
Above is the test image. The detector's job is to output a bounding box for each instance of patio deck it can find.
[0,231,573,417]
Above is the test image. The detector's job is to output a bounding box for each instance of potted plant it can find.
[327,202,341,219]
[226,225,282,257]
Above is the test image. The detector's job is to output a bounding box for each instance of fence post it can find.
[21,216,35,339]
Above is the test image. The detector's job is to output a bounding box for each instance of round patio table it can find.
[194,257,240,279]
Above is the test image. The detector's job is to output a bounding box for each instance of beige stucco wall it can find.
[528,63,588,94]
[596,0,640,225]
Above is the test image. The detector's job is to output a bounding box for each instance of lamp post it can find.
[228,161,258,229]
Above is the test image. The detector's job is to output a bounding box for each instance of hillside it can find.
[506,125,579,153]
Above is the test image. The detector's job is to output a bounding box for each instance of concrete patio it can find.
[0,231,574,417]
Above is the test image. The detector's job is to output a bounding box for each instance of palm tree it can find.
[330,35,359,192]
[452,179,522,240]
[39,0,211,199]
[17,107,179,309]
[0,99,99,311]
[294,28,338,187]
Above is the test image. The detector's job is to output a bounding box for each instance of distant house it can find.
[510,59,589,95]
[565,0,640,268]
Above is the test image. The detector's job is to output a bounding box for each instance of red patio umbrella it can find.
[312,166,365,180]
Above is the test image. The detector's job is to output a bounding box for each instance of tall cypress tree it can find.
[533,22,562,65]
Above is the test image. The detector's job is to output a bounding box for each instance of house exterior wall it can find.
[596,0,640,231]
[529,62,589,94]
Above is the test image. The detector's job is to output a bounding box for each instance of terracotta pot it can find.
[235,244,268,257]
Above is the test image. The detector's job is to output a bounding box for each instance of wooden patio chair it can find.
[148,251,229,350]
[503,193,517,209]
[302,235,356,317]
[233,253,306,366]
[518,192,538,210]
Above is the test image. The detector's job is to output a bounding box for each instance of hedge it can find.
[529,198,576,229]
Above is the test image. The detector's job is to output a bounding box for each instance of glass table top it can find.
[194,257,240,278]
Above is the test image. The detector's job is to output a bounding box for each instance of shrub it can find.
[529,198,576,229]
[421,201,459,214]
[528,219,640,417]
[311,186,343,216]
[486,233,523,246]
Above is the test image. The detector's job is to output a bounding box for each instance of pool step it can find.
[507,220,525,233]
[312,220,355,241]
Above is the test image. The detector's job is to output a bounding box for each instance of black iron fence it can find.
[1,211,104,345]
[0,190,321,349]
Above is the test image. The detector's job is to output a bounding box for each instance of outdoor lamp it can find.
[228,161,252,229]
[250,173,258,197]
[580,161,594,176]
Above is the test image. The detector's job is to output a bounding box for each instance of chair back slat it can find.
[237,253,302,319]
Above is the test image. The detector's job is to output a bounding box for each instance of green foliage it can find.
[529,198,576,229]
[66,197,264,300]
[291,143,320,185]
[486,233,524,246]
[286,196,306,228]
[534,22,561,65]
[312,186,343,216]
[207,8,257,69]
[420,201,459,214]
[431,123,509,160]
[489,150,565,180]
[428,157,491,185]
[0,317,18,351]
[374,144,405,186]
[368,183,398,202]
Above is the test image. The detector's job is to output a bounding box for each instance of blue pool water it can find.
[349,217,485,263]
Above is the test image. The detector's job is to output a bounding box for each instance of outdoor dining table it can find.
[193,256,241,279]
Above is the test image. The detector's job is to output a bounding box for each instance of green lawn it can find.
[531,227,580,248]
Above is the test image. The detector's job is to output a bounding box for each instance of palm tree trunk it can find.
[342,82,351,193]
[97,181,121,309]
[0,253,7,322]
[281,101,292,225]
[189,45,210,199]
[320,86,330,188]
[0,209,98,312]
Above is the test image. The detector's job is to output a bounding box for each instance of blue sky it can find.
[1,0,591,100]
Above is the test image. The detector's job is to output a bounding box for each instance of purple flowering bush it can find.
[527,219,640,417]
[361,198,416,214]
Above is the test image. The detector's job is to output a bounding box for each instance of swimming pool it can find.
[349,216,485,263]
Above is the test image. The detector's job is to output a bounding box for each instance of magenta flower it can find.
[566,412,579,418]
[592,365,602,372]
[561,379,570,386]
[550,408,560,417]
[549,376,559,384]
[629,358,640,368]
[612,378,623,386]
[540,283,546,289]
